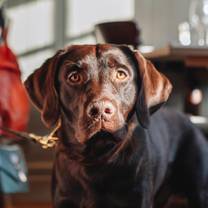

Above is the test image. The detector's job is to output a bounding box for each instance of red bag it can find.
[0,43,29,135]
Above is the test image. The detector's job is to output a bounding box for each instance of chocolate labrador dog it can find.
[24,44,208,208]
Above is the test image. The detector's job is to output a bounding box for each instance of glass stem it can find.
[198,27,205,46]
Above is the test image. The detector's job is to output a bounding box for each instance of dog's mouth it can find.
[82,126,128,163]
[88,130,118,148]
[83,130,121,159]
[88,128,126,144]
[90,130,119,142]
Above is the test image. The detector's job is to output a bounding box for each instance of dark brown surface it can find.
[143,44,208,68]
[94,21,141,48]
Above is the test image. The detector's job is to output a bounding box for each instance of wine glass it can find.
[189,0,208,46]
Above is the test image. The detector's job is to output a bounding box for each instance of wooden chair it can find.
[94,21,141,49]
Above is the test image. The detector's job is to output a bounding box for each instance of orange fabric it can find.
[0,43,20,75]
[0,43,29,135]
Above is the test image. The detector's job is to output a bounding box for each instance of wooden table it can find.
[142,44,208,134]
[142,44,208,68]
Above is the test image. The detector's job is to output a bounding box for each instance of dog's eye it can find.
[67,71,83,84]
[116,70,128,80]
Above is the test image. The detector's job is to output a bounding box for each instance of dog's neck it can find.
[55,113,142,166]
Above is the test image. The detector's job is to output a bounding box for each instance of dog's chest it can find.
[78,165,141,208]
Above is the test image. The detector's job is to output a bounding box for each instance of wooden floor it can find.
[1,195,188,208]
[5,203,51,208]
[4,201,187,208]
[7,202,187,208]
[3,202,189,208]
[1,196,51,208]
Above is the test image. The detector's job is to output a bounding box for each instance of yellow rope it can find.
[28,119,61,149]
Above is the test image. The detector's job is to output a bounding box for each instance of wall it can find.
[135,0,190,47]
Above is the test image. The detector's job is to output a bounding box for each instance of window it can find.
[19,50,54,80]
[66,35,96,45]
[4,0,135,79]
[7,0,54,54]
[66,0,135,37]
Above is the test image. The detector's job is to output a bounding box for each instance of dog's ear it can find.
[133,50,172,128]
[24,49,66,128]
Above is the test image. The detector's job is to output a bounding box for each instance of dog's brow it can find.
[77,54,97,69]
[102,48,129,64]
[63,55,97,70]
[63,60,78,67]
[101,55,130,69]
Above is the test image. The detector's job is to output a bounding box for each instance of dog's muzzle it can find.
[87,99,116,121]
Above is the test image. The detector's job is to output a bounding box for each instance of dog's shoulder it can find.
[146,107,196,155]
[150,107,192,132]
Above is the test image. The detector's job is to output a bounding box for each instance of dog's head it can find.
[24,44,172,145]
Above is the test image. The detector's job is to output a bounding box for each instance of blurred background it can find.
[4,0,199,80]
[0,0,208,207]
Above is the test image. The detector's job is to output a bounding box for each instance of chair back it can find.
[94,21,141,48]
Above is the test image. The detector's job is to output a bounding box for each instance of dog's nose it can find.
[87,100,115,119]
[88,105,100,118]
[102,101,115,118]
